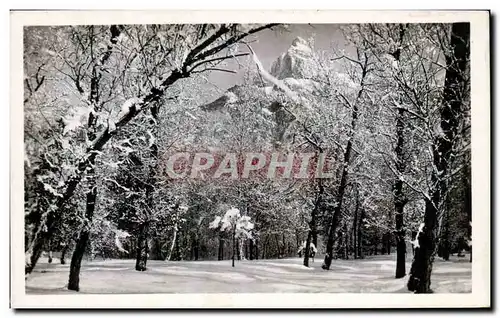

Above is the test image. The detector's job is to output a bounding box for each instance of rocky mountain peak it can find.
[270,36,314,80]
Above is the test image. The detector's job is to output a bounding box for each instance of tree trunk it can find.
[322,161,349,269]
[261,236,268,259]
[358,208,364,259]
[407,200,438,293]
[192,234,199,261]
[237,239,242,261]
[60,243,69,264]
[381,236,386,255]
[337,229,344,259]
[282,233,287,257]
[395,188,407,277]
[411,231,417,256]
[386,233,391,255]
[67,231,89,291]
[167,225,178,261]
[232,229,236,267]
[312,229,318,249]
[218,237,224,261]
[323,56,366,270]
[249,239,254,260]
[344,227,349,260]
[303,231,312,267]
[274,234,281,258]
[439,208,451,261]
[305,179,323,267]
[408,22,469,293]
[353,197,358,259]
[25,202,58,275]
[255,239,259,260]
[66,25,126,289]
[395,224,406,278]
[464,161,472,263]
[25,237,44,275]
[135,222,149,271]
[135,102,159,268]
[244,240,249,260]
[68,183,97,292]
[174,230,181,260]
[392,23,409,279]
[295,231,300,253]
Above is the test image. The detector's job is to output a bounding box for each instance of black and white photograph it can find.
[10,10,490,308]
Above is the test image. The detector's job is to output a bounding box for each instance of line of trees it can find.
[24,23,471,294]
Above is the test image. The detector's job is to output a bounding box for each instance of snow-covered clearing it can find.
[26,255,471,294]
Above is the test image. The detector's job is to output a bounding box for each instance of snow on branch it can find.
[114,229,131,254]
[103,177,131,192]
[118,97,144,120]
[411,223,425,248]
[209,216,222,229]
[46,24,280,225]
[298,241,317,254]
[209,207,255,239]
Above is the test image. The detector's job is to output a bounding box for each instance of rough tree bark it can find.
[407,22,469,293]
[389,23,409,279]
[135,221,149,271]
[68,185,97,291]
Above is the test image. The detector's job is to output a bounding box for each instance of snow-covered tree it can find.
[209,208,254,267]
[24,23,280,290]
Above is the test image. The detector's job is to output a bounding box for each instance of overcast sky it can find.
[207,24,347,90]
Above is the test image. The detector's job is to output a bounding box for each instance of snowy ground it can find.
[26,254,471,294]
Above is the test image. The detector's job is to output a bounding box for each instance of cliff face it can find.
[270,37,314,80]
[200,37,318,112]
